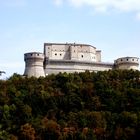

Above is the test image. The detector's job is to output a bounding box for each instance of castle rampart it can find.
[24,43,139,77]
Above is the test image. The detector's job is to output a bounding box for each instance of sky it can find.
[0,0,140,79]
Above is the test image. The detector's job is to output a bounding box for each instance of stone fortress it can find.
[24,43,139,77]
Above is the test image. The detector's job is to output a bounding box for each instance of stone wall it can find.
[114,57,139,70]
[24,43,139,77]
[44,59,113,75]
[44,43,100,62]
[24,52,45,77]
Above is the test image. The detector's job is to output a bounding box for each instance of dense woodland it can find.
[0,70,140,140]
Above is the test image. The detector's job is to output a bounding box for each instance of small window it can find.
[81,55,83,58]
[60,54,62,56]
[37,54,39,56]
[48,47,50,49]
[121,59,123,61]
[127,59,128,61]
[132,59,134,61]
[55,53,57,56]
[31,54,32,56]
[74,50,75,52]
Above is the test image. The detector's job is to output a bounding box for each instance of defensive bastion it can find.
[24,43,139,77]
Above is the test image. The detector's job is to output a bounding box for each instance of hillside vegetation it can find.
[0,70,140,140]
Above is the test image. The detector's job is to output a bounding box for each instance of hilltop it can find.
[0,70,140,140]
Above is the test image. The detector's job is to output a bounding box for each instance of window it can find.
[132,59,134,61]
[127,59,128,61]
[81,55,83,58]
[55,53,57,56]
[60,54,62,56]
[37,54,39,56]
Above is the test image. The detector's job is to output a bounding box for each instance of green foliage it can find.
[0,70,140,139]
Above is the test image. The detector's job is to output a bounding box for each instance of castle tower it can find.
[24,52,45,77]
[114,57,139,70]
[96,50,101,62]
[70,43,78,60]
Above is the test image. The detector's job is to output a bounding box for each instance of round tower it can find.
[24,52,45,77]
[114,57,139,70]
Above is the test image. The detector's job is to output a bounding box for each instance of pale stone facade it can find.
[114,57,139,70]
[44,43,101,62]
[24,52,45,77]
[24,43,139,77]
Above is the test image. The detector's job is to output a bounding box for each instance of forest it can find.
[0,69,140,140]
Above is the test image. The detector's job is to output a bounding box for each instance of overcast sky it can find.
[0,0,140,79]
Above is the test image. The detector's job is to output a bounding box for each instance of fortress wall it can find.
[24,52,45,77]
[115,57,139,64]
[77,45,97,61]
[24,43,139,77]
[96,50,101,62]
[44,43,98,61]
[77,45,91,52]
[44,44,52,58]
[117,64,139,70]
[24,66,45,77]
[115,57,139,70]
[77,52,96,62]
[44,60,113,75]
[70,45,78,60]
[44,43,70,60]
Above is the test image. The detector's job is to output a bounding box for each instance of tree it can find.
[20,123,36,140]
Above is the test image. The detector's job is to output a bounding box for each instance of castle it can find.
[24,43,139,77]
